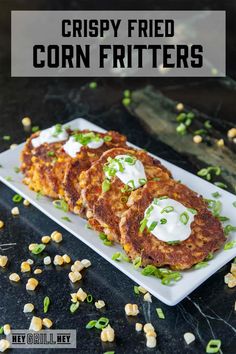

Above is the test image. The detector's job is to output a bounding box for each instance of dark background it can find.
[0,1,236,354]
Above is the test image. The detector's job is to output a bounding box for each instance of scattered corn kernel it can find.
[146,335,157,348]
[144,292,152,302]
[23,303,34,313]
[3,324,11,336]
[176,102,184,111]
[217,138,224,147]
[23,199,30,207]
[10,144,18,150]
[100,325,115,342]
[193,135,202,144]
[22,117,31,127]
[69,271,82,283]
[227,127,236,139]
[224,272,235,284]
[11,207,19,216]
[138,286,147,294]
[21,261,31,273]
[70,293,78,303]
[27,259,34,265]
[41,236,51,244]
[53,255,64,266]
[42,318,53,328]
[0,220,4,228]
[28,243,37,251]
[135,323,143,332]
[146,330,157,338]
[124,303,139,316]
[9,273,20,282]
[26,278,38,291]
[0,339,10,352]
[29,316,42,331]
[228,278,236,288]
[77,288,87,302]
[0,255,8,268]
[51,231,62,243]
[144,323,155,333]
[62,254,71,264]
[34,268,42,274]
[184,332,196,345]
[43,256,51,265]
[71,260,84,272]
[230,263,236,276]
[95,300,105,309]
[81,259,91,268]
[233,138,236,144]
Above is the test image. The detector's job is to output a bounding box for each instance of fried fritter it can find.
[119,180,225,270]
[80,148,172,242]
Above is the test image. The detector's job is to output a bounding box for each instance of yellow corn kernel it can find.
[23,199,30,207]
[143,323,155,333]
[228,278,236,288]
[184,332,195,345]
[144,292,152,303]
[224,272,234,284]
[23,303,34,313]
[146,335,157,348]
[176,102,184,111]
[230,263,236,277]
[28,243,37,251]
[31,156,36,162]
[53,255,64,266]
[138,286,147,294]
[41,236,51,244]
[11,207,19,216]
[43,318,53,328]
[62,254,71,264]
[9,273,20,282]
[22,117,31,127]
[95,300,105,309]
[68,271,82,283]
[227,127,236,139]
[70,293,78,303]
[217,138,224,147]
[135,323,143,332]
[0,220,4,228]
[3,324,11,335]
[146,330,157,338]
[51,231,63,243]
[124,243,131,252]
[81,259,91,268]
[71,261,84,272]
[124,304,139,316]
[100,325,115,342]
[26,278,38,291]
[29,316,42,331]
[21,261,31,273]
[0,255,8,268]
[0,339,10,352]
[34,268,42,275]
[193,135,202,144]
[76,288,87,302]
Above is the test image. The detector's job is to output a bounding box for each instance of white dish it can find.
[0,118,235,306]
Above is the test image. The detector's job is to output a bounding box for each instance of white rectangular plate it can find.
[0,118,235,306]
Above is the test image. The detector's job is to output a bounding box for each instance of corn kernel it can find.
[224,272,234,284]
[0,220,4,228]
[184,332,195,345]
[146,336,157,348]
[81,259,91,268]
[23,303,34,313]
[227,127,236,139]
[228,278,236,288]
[0,339,10,352]
[100,325,115,342]
[143,323,155,333]
[76,288,87,302]
[95,300,105,309]
[53,255,64,266]
[11,207,19,216]
[144,292,152,302]
[34,268,42,274]
[71,260,84,272]
[23,199,30,207]
[27,259,34,265]
[26,278,38,291]
[124,304,139,316]
[42,318,53,329]
[62,254,71,264]
[193,135,202,144]
[230,263,236,277]
[146,330,157,338]
[135,323,143,332]
[70,293,78,303]
[21,261,31,273]
[29,316,42,331]
[41,236,51,244]
[176,102,184,111]
[69,271,82,283]
[51,231,62,243]
[43,256,51,265]
[217,138,224,147]
[3,324,11,335]
[138,286,147,294]
[9,273,20,282]
[0,255,8,268]
[28,243,37,251]
[22,117,31,127]
[10,144,18,150]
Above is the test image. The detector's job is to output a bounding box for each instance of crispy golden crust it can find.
[63,131,127,214]
[81,148,172,242]
[120,180,225,270]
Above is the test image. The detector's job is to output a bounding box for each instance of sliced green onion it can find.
[194,261,208,269]
[139,218,147,233]
[3,135,11,141]
[134,286,140,295]
[138,178,147,186]
[167,241,180,245]
[187,208,197,215]
[112,252,121,261]
[161,206,174,214]
[180,212,189,225]
[224,241,236,250]
[47,151,55,157]
[61,216,72,222]
[43,296,50,313]
[156,308,165,319]
[12,194,23,203]
[103,240,113,246]
[102,179,111,193]
[141,265,158,276]
[89,81,97,89]
[86,320,97,329]
[224,225,236,236]
[194,129,207,136]
[212,192,221,198]
[148,221,158,232]
[133,256,142,269]
[5,176,13,181]
[95,317,109,329]
[53,199,68,212]
[122,98,131,106]
[204,120,212,129]
[14,166,20,173]
[70,302,79,313]
[160,218,167,224]
[86,294,93,303]
[32,126,39,133]
[127,180,135,190]
[214,182,227,189]
[205,253,214,261]
[104,135,112,142]
[123,89,131,98]
[176,123,187,135]
[31,244,46,254]
[0,327,3,334]
[206,339,221,353]
[217,216,230,222]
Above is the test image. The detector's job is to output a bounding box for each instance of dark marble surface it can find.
[0,1,236,354]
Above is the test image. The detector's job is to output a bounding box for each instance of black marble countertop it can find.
[0,1,236,354]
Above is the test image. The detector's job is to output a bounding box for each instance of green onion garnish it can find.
[224,225,236,236]
[212,192,221,198]
[139,218,147,233]
[141,265,182,285]
[43,296,50,313]
[5,176,13,181]
[53,199,68,212]
[180,212,189,225]
[3,135,11,141]
[127,180,135,190]
[217,216,230,222]
[112,252,121,262]
[123,89,131,98]
[89,81,97,89]
[102,179,110,193]
[12,194,23,203]
[156,308,165,319]
[167,241,180,245]
[204,120,212,129]
[148,221,158,232]
[133,257,142,269]
[61,216,72,222]
[103,135,112,142]
[161,206,174,214]
[197,166,221,180]
[206,339,221,353]
[138,178,147,186]
[47,151,55,157]
[134,286,140,295]
[95,317,109,329]
[187,208,197,215]
[176,123,187,135]
[31,244,46,254]
[194,261,208,269]
[86,294,93,303]
[0,327,3,334]
[70,302,79,313]
[205,253,214,261]
[122,98,131,106]
[14,166,20,173]
[224,241,236,250]
[160,218,167,224]
[32,126,39,133]
[86,320,97,329]
[99,233,113,246]
[214,182,228,189]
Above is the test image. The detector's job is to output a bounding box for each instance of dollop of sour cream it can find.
[104,154,147,189]
[31,125,68,148]
[63,136,104,158]
[143,197,196,243]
